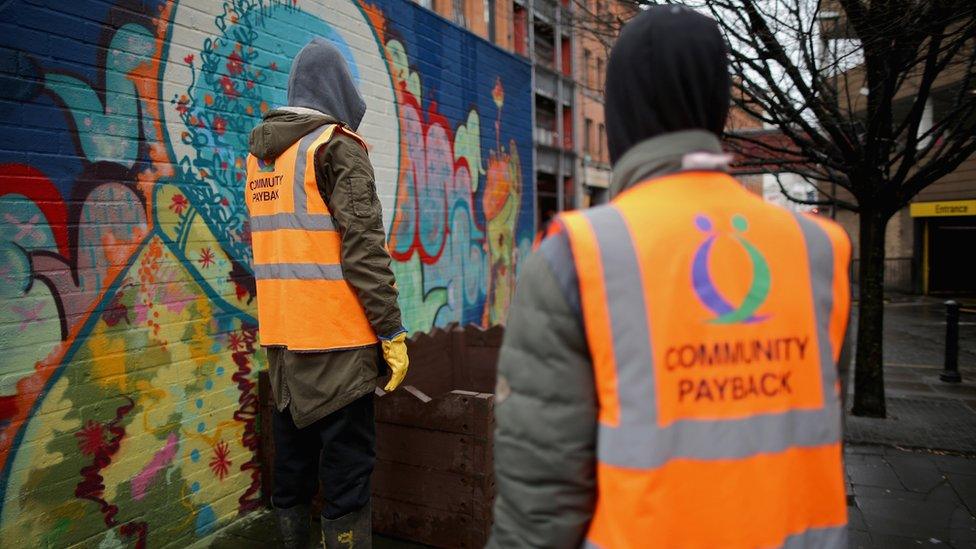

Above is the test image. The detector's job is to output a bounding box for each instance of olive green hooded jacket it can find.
[248,107,402,428]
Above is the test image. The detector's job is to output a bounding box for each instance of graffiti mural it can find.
[0,0,533,546]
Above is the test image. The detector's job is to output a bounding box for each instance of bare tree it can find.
[566,1,642,52]
[566,0,976,418]
[561,1,643,94]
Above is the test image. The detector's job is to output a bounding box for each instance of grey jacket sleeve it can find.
[488,233,598,549]
[316,133,404,338]
[838,296,854,415]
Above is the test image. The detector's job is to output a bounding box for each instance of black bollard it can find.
[940,300,962,383]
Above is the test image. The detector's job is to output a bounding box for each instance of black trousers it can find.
[272,393,376,519]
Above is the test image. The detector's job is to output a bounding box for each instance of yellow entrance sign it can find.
[910,199,976,218]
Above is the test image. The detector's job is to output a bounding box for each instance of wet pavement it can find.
[190,510,425,549]
[846,445,976,548]
[879,297,976,373]
[846,297,976,454]
[844,298,976,547]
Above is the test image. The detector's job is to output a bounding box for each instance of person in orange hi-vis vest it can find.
[246,38,409,549]
[489,6,852,549]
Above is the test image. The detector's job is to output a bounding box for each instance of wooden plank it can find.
[373,495,488,548]
[475,398,496,505]
[460,347,499,393]
[374,390,493,437]
[464,324,505,347]
[371,460,477,513]
[402,332,455,397]
[376,423,489,475]
[449,325,503,393]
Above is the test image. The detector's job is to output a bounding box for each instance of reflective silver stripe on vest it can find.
[250,212,335,232]
[580,205,842,469]
[293,125,332,216]
[253,263,343,280]
[793,212,840,411]
[782,525,847,548]
[584,524,846,549]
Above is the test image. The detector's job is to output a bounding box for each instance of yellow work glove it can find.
[381,332,409,392]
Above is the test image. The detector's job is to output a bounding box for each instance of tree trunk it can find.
[851,206,890,418]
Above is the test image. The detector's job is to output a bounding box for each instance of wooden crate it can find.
[258,324,503,548]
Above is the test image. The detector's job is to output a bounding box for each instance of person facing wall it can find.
[244,37,410,549]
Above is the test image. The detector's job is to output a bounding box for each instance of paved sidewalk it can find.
[192,511,425,548]
[845,363,976,454]
[846,445,976,548]
[843,298,976,547]
[846,298,976,453]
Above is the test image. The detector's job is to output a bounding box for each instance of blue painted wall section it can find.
[0,0,533,546]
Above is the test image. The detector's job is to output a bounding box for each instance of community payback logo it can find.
[692,213,771,324]
[661,213,805,408]
[256,157,276,172]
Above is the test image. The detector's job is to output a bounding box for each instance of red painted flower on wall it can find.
[184,54,194,65]
[210,440,232,480]
[170,193,189,215]
[226,50,244,75]
[175,94,190,115]
[199,247,216,269]
[220,75,239,99]
[75,420,107,456]
[212,116,226,136]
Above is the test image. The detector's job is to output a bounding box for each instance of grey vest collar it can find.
[609,130,728,198]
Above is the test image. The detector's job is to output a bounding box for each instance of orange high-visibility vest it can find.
[245,124,377,352]
[557,171,850,549]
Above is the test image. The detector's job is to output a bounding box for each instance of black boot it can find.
[320,502,371,549]
[275,504,311,549]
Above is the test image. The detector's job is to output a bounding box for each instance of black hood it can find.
[604,5,731,165]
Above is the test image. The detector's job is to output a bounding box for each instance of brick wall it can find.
[0,0,533,546]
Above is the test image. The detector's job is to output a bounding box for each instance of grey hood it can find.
[287,37,366,131]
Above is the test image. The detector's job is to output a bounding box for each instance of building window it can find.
[513,4,528,56]
[583,49,592,88]
[596,57,604,88]
[598,122,606,160]
[535,96,558,147]
[485,0,496,42]
[563,106,574,149]
[585,118,593,154]
[561,35,572,76]
[453,0,467,27]
[534,20,556,69]
[563,176,575,211]
[537,173,558,223]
